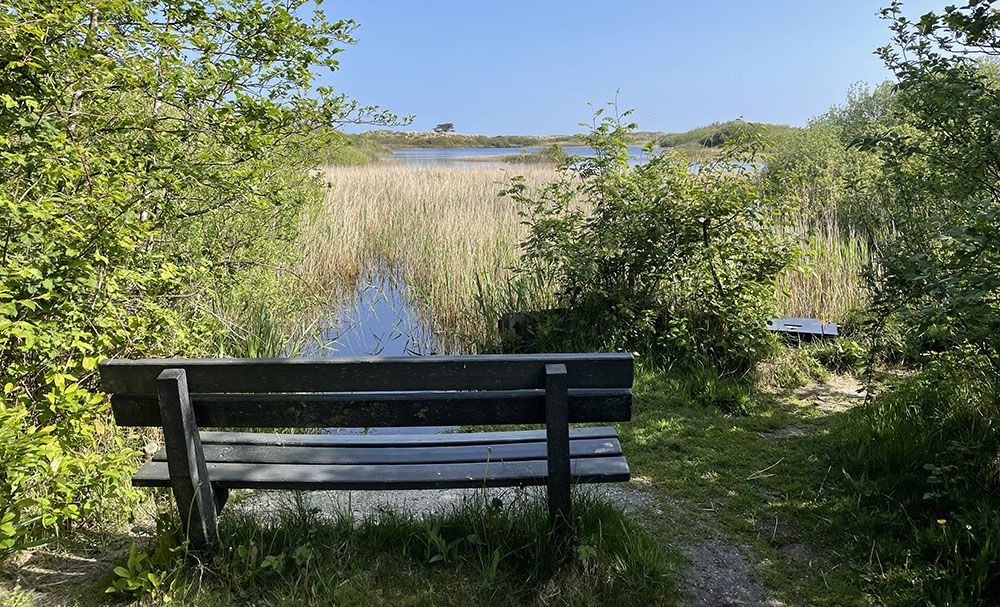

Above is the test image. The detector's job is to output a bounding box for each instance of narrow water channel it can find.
[313,269,459,436]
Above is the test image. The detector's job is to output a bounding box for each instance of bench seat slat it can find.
[196,426,618,447]
[132,456,630,490]
[152,437,621,466]
[111,389,631,428]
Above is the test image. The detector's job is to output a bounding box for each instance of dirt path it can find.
[674,374,864,606]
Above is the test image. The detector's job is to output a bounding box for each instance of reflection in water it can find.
[312,270,458,436]
[316,271,442,357]
[391,145,653,168]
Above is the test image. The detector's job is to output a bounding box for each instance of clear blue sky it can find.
[323,1,942,135]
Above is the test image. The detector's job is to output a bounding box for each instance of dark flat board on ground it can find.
[766,317,839,339]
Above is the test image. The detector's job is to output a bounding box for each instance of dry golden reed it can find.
[777,219,870,321]
[299,164,558,342]
[300,163,870,347]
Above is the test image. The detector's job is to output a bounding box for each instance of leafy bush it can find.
[862,2,1000,362]
[0,0,393,558]
[873,201,1000,360]
[763,83,897,236]
[826,3,1000,601]
[837,349,999,603]
[503,109,797,375]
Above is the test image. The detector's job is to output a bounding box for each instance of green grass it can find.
[621,367,869,605]
[832,352,1000,604]
[88,493,672,606]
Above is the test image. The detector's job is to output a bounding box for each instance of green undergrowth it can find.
[315,134,391,166]
[462,361,874,604]
[833,350,1000,604]
[87,493,672,606]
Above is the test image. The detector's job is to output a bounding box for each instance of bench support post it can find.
[545,363,571,528]
[157,369,218,551]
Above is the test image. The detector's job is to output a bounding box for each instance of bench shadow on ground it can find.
[1,533,133,607]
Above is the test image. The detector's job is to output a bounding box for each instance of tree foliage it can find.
[764,83,899,235]
[0,0,393,558]
[867,0,1000,359]
[831,2,1000,602]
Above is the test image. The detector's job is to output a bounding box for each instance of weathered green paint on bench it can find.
[99,353,633,394]
[100,353,634,551]
[110,388,632,428]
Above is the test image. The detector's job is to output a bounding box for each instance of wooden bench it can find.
[99,354,633,549]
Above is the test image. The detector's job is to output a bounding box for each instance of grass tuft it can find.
[104,492,672,606]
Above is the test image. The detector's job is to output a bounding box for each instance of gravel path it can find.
[238,481,656,521]
[682,540,786,607]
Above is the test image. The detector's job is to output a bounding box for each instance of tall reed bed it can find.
[778,219,870,321]
[300,164,872,351]
[299,164,559,345]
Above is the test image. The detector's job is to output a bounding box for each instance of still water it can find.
[313,270,455,435]
[316,271,442,358]
[391,145,653,167]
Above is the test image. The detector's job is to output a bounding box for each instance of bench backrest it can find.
[100,353,633,429]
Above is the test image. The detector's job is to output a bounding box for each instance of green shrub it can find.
[836,348,1000,602]
[0,0,394,560]
[503,109,797,375]
[803,338,866,374]
[821,4,1000,602]
[840,350,998,509]
[0,394,140,560]
[763,83,896,236]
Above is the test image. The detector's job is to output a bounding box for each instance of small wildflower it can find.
[966,525,972,530]
[937,518,947,525]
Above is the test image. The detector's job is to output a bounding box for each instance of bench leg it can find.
[157,369,218,551]
[214,487,230,515]
[545,364,571,528]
